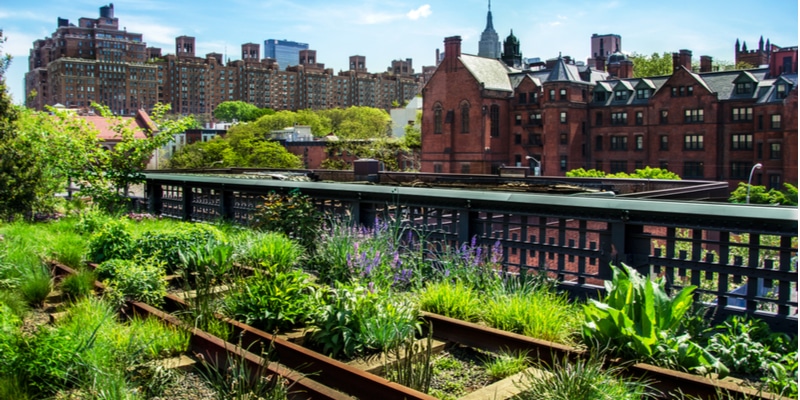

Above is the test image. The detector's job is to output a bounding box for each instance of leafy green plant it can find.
[135,223,225,272]
[483,349,530,380]
[86,219,133,263]
[252,189,320,251]
[59,269,96,302]
[197,340,290,400]
[382,322,433,394]
[515,353,655,400]
[73,207,114,235]
[18,264,53,307]
[48,230,87,268]
[101,258,167,307]
[417,280,481,322]
[224,269,317,333]
[582,263,727,377]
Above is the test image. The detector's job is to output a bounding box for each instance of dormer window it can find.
[776,84,788,99]
[735,82,753,94]
[594,91,607,102]
[614,90,628,101]
[636,89,651,99]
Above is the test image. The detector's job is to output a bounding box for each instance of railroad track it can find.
[52,262,788,400]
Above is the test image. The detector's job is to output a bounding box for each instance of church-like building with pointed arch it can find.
[421,35,798,190]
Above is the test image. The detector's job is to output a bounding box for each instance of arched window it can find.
[434,104,443,134]
[460,102,470,133]
[490,105,500,137]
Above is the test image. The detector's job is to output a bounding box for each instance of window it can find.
[560,88,567,100]
[529,134,542,146]
[776,84,787,99]
[610,136,628,151]
[758,115,764,130]
[635,135,644,150]
[735,82,753,94]
[684,134,704,150]
[770,143,782,159]
[732,107,753,122]
[433,163,442,173]
[731,133,753,150]
[461,104,470,133]
[530,92,538,103]
[769,175,781,190]
[683,162,704,179]
[518,93,527,103]
[771,114,781,129]
[611,112,627,125]
[490,105,500,137]
[660,110,668,124]
[515,114,522,126]
[434,105,442,134]
[610,160,627,174]
[687,86,693,96]
[549,89,555,100]
[595,135,603,151]
[461,163,470,174]
[595,112,603,126]
[660,161,668,170]
[635,111,643,125]
[684,109,704,123]
[635,160,643,170]
[730,162,750,179]
[594,91,607,102]
[560,133,568,145]
[514,133,521,145]
[529,112,542,126]
[636,89,650,99]
[671,86,693,97]
[560,156,567,171]
[560,112,567,123]
[660,135,669,151]
[614,90,628,101]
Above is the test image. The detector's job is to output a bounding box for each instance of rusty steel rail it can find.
[421,312,791,400]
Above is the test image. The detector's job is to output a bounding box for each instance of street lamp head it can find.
[754,163,763,170]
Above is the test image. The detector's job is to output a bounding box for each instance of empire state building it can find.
[478,1,501,59]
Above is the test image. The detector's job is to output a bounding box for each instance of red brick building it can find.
[421,36,798,190]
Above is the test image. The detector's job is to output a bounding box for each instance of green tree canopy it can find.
[630,52,673,78]
[729,182,797,206]
[567,167,681,180]
[213,101,273,123]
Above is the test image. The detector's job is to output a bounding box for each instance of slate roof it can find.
[460,54,513,92]
[547,57,583,83]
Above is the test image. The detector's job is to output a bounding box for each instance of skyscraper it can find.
[477,1,500,59]
[264,39,309,71]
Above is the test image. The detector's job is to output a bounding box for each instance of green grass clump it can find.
[515,354,654,400]
[483,349,530,380]
[18,264,53,307]
[59,269,96,302]
[483,289,579,345]
[235,231,305,272]
[417,281,481,322]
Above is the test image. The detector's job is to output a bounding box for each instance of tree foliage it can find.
[630,52,673,78]
[729,182,798,206]
[567,167,681,180]
[213,101,273,123]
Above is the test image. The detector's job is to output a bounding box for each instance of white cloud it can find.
[406,4,431,20]
[121,16,182,49]
[0,9,52,23]
[359,12,399,25]
[3,30,41,57]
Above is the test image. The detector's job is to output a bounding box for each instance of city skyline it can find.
[1,0,798,104]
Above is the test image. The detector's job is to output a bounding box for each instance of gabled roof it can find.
[733,70,758,83]
[509,73,542,89]
[635,79,655,90]
[459,54,513,92]
[613,81,634,91]
[699,68,768,101]
[594,82,612,92]
[546,57,583,83]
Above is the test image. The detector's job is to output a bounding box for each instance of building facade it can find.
[25,5,424,117]
[421,36,798,189]
[587,33,622,70]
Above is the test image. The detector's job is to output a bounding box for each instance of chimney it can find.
[679,49,692,70]
[619,59,633,79]
[672,52,681,71]
[443,36,462,72]
[607,62,619,77]
[700,55,713,73]
[435,48,441,66]
[596,55,606,71]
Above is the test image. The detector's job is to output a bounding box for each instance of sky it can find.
[1,0,798,104]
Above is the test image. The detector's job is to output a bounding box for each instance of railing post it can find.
[606,210,651,278]
[182,184,192,221]
[352,193,376,228]
[146,182,163,215]
[458,201,482,244]
[219,188,234,221]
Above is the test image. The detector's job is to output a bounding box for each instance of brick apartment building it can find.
[421,35,798,190]
[25,4,423,117]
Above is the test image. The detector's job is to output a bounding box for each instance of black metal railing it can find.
[144,173,798,333]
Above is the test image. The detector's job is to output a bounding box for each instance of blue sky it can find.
[1,0,798,104]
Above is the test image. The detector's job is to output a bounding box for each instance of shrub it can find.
[102,258,167,307]
[224,269,317,332]
[252,190,320,251]
[86,219,133,263]
[235,231,305,272]
[135,223,225,272]
[417,281,481,322]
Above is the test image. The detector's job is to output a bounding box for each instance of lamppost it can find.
[525,156,541,176]
[746,163,763,204]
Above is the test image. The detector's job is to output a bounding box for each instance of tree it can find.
[213,101,262,123]
[336,106,391,139]
[729,183,798,206]
[630,52,673,78]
